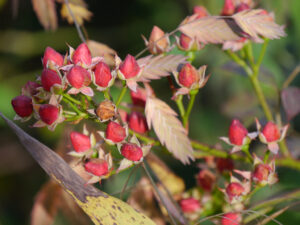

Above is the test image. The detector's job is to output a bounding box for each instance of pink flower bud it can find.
[11,95,33,117]
[119,54,140,79]
[70,131,91,153]
[178,63,198,88]
[39,104,59,125]
[226,182,244,199]
[22,81,41,96]
[42,47,64,68]
[179,198,201,213]
[41,69,62,92]
[179,33,193,50]
[221,212,241,225]
[221,0,235,16]
[94,62,112,87]
[262,122,281,142]
[72,43,92,66]
[128,111,148,134]
[106,121,126,143]
[193,6,208,19]
[84,159,109,176]
[121,143,143,161]
[67,66,91,89]
[253,164,272,182]
[216,158,234,173]
[229,119,248,146]
[148,26,169,54]
[197,170,215,192]
[235,3,250,13]
[130,87,147,107]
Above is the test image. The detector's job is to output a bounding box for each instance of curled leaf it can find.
[32,0,57,30]
[145,97,194,164]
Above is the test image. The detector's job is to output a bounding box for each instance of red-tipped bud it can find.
[193,6,208,19]
[121,143,143,161]
[94,62,112,87]
[148,26,169,54]
[39,104,59,125]
[179,33,193,50]
[22,81,41,96]
[130,87,147,107]
[70,131,91,153]
[106,121,126,143]
[253,164,272,182]
[119,54,140,79]
[221,0,235,16]
[179,198,201,213]
[84,159,109,176]
[128,112,148,134]
[67,66,91,89]
[235,3,250,13]
[262,122,280,142]
[197,170,215,192]
[226,182,244,199]
[42,47,64,68]
[11,95,33,117]
[41,69,62,92]
[72,43,92,66]
[216,158,234,173]
[229,119,248,145]
[178,63,198,88]
[221,212,241,225]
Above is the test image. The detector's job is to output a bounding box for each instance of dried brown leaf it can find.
[281,87,300,121]
[60,3,92,25]
[87,40,116,67]
[145,97,194,164]
[32,0,57,30]
[137,54,187,82]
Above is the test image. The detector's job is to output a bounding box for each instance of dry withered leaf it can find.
[32,0,57,30]
[87,40,117,67]
[60,3,92,25]
[137,54,187,82]
[145,96,194,164]
[96,100,116,122]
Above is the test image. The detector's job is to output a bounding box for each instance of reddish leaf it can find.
[281,87,300,121]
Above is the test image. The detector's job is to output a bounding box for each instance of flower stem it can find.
[62,97,87,117]
[175,95,185,119]
[116,82,127,107]
[103,89,111,100]
[62,93,82,105]
[183,89,198,127]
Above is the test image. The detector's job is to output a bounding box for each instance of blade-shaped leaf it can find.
[137,54,187,82]
[145,97,194,164]
[0,113,155,225]
[32,0,57,30]
[281,87,300,121]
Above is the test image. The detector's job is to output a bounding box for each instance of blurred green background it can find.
[0,0,300,224]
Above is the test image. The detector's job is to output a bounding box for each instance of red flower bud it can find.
[119,54,140,79]
[106,121,126,143]
[42,47,64,68]
[22,81,41,96]
[197,170,215,192]
[128,111,148,134]
[226,182,244,198]
[178,63,198,88]
[193,6,208,19]
[235,3,250,13]
[179,33,193,50]
[67,66,91,89]
[148,26,169,54]
[72,43,92,66]
[229,119,248,145]
[41,69,62,92]
[130,87,147,107]
[70,131,91,153]
[94,62,112,87]
[84,159,109,176]
[39,104,59,125]
[179,198,201,213]
[221,0,235,16]
[262,122,280,142]
[216,158,234,173]
[11,95,33,117]
[253,164,272,182]
[121,143,143,161]
[221,212,241,225]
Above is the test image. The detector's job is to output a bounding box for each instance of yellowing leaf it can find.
[32,0,57,30]
[61,3,92,25]
[137,54,187,82]
[87,40,116,67]
[145,97,194,164]
[0,113,155,225]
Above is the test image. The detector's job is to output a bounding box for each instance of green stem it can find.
[225,50,253,76]
[254,39,269,76]
[242,144,253,163]
[62,93,82,105]
[62,97,87,117]
[183,89,198,127]
[103,89,111,100]
[244,42,255,68]
[175,95,185,119]
[116,82,127,107]
[129,129,160,146]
